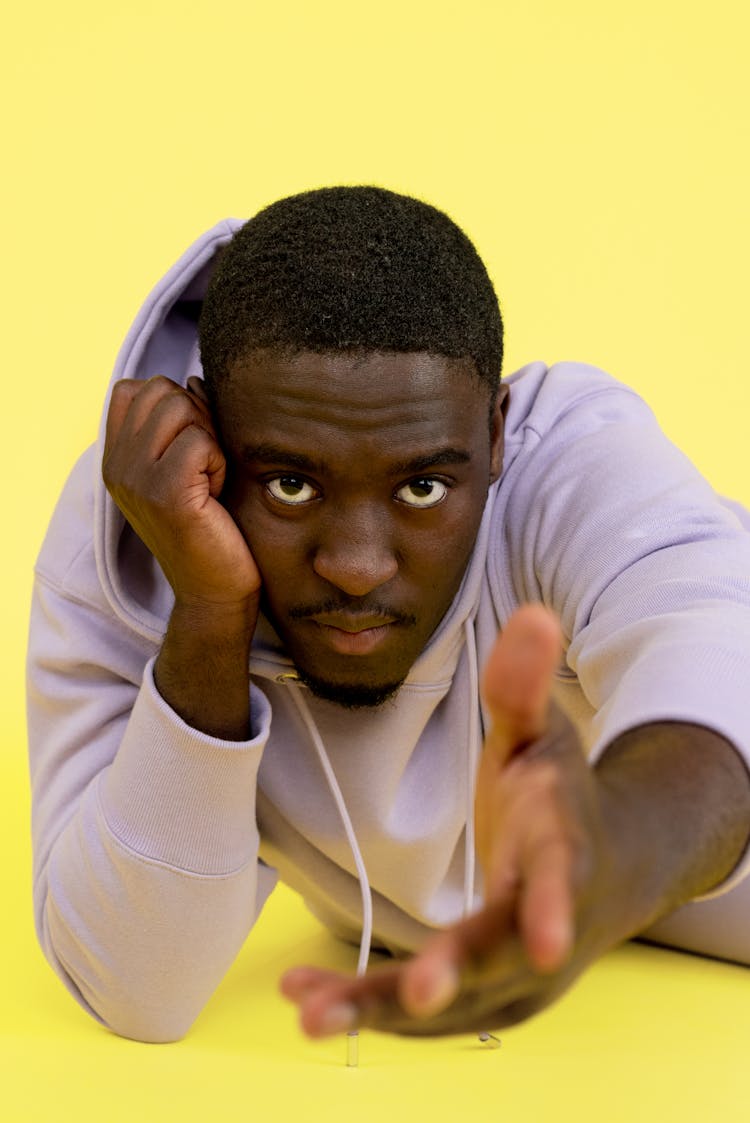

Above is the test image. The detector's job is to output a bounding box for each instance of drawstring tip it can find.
[346,1030,360,1067]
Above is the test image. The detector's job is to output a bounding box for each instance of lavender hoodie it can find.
[27,221,750,1042]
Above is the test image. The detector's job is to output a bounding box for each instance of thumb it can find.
[481,605,562,765]
[474,606,563,892]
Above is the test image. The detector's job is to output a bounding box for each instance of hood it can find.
[94,219,243,644]
[93,220,501,690]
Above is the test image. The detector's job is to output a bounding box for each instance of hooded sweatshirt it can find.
[27,220,750,1043]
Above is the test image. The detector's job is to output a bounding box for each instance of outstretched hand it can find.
[281,605,629,1038]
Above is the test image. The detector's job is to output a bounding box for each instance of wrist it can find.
[592,770,667,941]
[154,596,259,741]
[170,591,260,634]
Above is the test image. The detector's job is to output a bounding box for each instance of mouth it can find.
[312,613,397,633]
[309,614,400,656]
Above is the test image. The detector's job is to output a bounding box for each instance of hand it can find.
[281,605,631,1037]
[103,375,261,609]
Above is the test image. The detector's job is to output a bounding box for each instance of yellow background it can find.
[2,1,749,1119]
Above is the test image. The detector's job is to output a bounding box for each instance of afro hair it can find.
[199,185,504,402]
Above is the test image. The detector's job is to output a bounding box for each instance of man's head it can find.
[199,185,504,408]
[198,187,508,708]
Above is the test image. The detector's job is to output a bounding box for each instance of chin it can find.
[297,670,405,710]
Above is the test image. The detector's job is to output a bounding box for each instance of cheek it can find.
[221,481,295,566]
[231,499,308,581]
[421,522,478,602]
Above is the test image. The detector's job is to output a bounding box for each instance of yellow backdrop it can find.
[3,2,749,1120]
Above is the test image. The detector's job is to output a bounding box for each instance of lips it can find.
[310,615,399,656]
[311,613,398,634]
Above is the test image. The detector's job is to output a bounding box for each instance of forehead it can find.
[218,350,490,455]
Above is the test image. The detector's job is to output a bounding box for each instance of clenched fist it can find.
[103,375,260,610]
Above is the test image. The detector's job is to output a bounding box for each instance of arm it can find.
[281,607,750,1036]
[102,374,263,738]
[282,375,750,1035]
[594,720,750,933]
[29,377,272,1042]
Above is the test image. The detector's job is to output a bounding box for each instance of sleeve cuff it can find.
[697,835,750,901]
[100,657,271,875]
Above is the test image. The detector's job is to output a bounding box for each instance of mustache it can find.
[288,597,417,627]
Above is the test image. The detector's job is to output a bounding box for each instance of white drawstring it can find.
[287,684,373,981]
[463,616,481,918]
[464,618,501,1049]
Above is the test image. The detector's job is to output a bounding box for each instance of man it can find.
[27,186,750,1044]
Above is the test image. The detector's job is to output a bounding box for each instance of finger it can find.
[156,422,226,501]
[479,755,576,972]
[295,964,403,1038]
[474,750,522,884]
[283,948,461,1034]
[110,376,187,443]
[121,383,211,461]
[287,923,531,1038]
[519,833,575,972]
[506,766,576,972]
[397,934,463,1017]
[103,379,142,460]
[481,605,562,765]
[478,756,557,897]
[398,892,524,1018]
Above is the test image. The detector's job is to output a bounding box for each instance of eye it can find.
[395,478,448,508]
[266,476,319,505]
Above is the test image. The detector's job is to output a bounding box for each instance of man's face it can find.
[215,349,506,707]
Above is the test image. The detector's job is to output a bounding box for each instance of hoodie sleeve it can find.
[492,363,750,893]
[28,526,276,1042]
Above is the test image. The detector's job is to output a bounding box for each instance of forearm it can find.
[45,785,268,1042]
[154,596,259,740]
[36,652,274,1042]
[594,721,750,935]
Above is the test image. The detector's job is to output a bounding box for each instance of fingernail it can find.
[536,917,573,972]
[550,915,573,961]
[318,1002,358,1035]
[419,962,460,1015]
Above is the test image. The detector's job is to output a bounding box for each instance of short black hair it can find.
[199,185,504,402]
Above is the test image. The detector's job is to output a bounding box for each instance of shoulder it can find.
[502,361,648,458]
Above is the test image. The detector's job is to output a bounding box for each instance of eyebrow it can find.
[241,444,324,473]
[241,443,472,476]
[390,448,472,475]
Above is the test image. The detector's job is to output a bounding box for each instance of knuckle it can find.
[146,374,174,391]
[531,762,561,793]
[507,760,562,805]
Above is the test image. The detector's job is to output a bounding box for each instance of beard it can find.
[294,666,405,709]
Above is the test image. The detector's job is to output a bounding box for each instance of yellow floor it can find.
[3,755,749,1123]
[4,3,750,1118]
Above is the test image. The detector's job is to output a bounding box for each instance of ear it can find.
[488,382,510,484]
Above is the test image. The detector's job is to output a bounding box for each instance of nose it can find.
[312,505,398,597]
